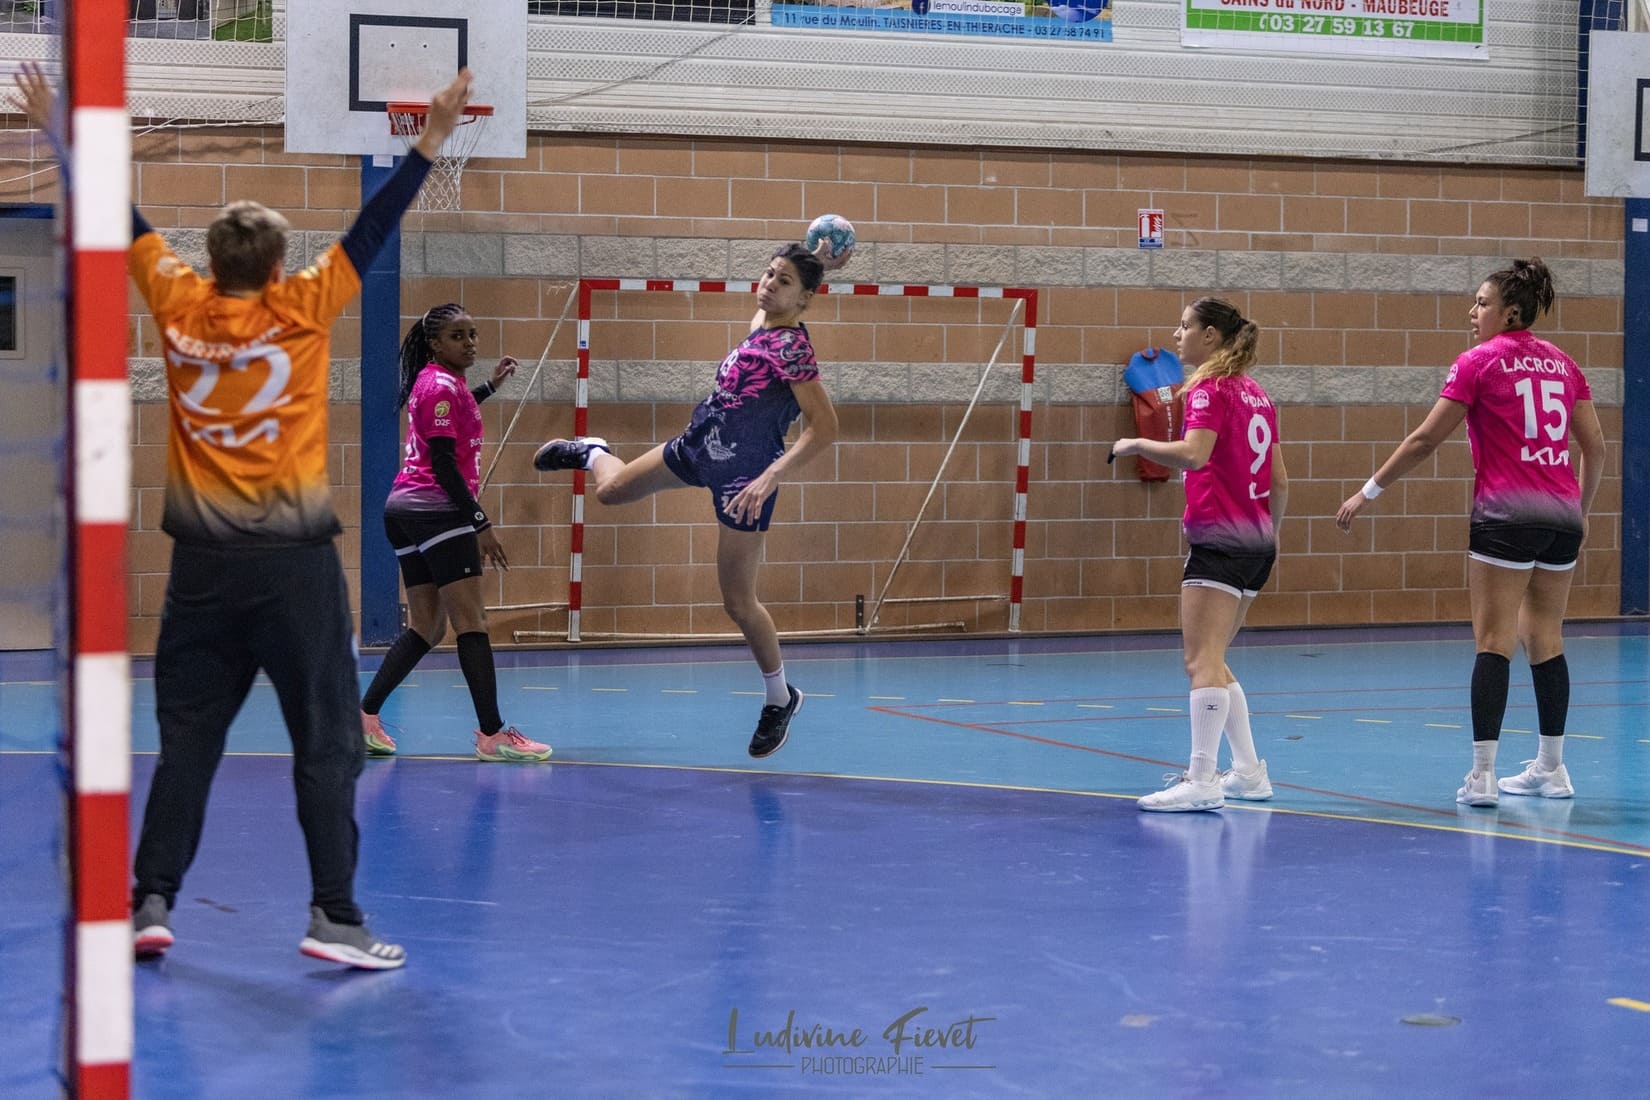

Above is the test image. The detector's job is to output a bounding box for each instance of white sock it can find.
[1472,740,1498,775]
[1224,680,1260,772]
[1536,735,1564,770]
[1188,686,1229,783]
[582,438,612,471]
[762,665,790,707]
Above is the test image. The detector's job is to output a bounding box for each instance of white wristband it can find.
[1361,477,1384,500]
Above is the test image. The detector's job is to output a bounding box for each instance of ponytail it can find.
[1184,296,1259,386]
[396,301,466,409]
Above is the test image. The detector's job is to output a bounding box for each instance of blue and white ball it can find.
[805,213,856,271]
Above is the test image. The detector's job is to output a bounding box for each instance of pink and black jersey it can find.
[1440,329,1590,531]
[386,364,485,513]
[1181,375,1279,555]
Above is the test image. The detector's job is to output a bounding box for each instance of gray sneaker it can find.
[133,893,173,959]
[298,906,406,970]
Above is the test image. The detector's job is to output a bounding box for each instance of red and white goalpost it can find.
[64,0,135,1096]
[545,277,1038,643]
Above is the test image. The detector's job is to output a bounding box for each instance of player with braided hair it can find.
[1338,258,1605,806]
[359,303,551,763]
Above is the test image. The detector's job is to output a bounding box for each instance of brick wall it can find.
[3,127,1622,652]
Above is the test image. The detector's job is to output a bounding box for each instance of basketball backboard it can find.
[284,0,526,159]
[1585,31,1650,198]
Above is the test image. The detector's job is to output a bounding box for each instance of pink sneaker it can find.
[475,726,551,763]
[362,711,398,756]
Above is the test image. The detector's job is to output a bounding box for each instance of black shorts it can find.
[661,435,778,533]
[1468,522,1582,571]
[383,510,484,588]
[1182,544,1276,598]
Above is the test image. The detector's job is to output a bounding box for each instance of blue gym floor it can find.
[4,624,1649,1098]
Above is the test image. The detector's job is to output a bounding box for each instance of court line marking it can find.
[29,748,1650,856]
[339,753,1650,858]
[1608,997,1650,1012]
[863,704,1650,855]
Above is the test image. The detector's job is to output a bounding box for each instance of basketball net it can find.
[386,102,493,212]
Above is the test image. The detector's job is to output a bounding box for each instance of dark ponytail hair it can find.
[773,242,824,292]
[1185,296,1260,385]
[397,302,467,409]
[1483,257,1555,331]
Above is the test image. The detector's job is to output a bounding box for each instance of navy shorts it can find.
[662,435,778,533]
[1468,522,1582,571]
[1182,544,1276,599]
[383,510,484,588]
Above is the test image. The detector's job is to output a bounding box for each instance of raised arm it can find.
[339,69,474,273]
[11,61,69,184]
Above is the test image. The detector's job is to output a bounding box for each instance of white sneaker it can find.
[1497,760,1574,799]
[1456,770,1499,808]
[1221,760,1273,801]
[1138,772,1223,813]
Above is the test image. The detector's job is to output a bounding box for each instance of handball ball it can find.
[805,213,856,271]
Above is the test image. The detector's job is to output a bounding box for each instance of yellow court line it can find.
[1145,707,1180,713]
[1354,718,1391,725]
[1077,704,1113,710]
[1286,714,1322,720]
[591,687,627,693]
[1570,733,1604,741]
[937,698,974,704]
[32,749,1650,857]
[1608,997,1650,1012]
[521,685,558,691]
[471,757,1650,857]
[1007,701,1044,707]
[1502,728,1532,735]
[660,689,697,695]
[1426,723,1461,729]
[868,695,905,701]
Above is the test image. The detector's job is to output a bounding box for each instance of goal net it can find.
[508,278,1038,645]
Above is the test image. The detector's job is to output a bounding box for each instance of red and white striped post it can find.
[570,278,1038,638]
[65,0,134,1095]
[1009,289,1037,632]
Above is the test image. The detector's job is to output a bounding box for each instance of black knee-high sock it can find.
[1470,651,1511,742]
[1529,654,1570,738]
[361,628,433,714]
[457,631,503,735]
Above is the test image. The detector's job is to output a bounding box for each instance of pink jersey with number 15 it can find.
[1440,328,1590,532]
[1180,375,1279,555]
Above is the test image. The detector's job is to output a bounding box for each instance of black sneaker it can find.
[133,893,173,959]
[532,436,609,472]
[749,686,803,758]
[298,906,407,970]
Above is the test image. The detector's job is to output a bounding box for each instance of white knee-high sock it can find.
[1188,686,1230,782]
[1224,680,1260,772]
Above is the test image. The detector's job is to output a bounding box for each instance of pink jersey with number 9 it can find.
[1440,328,1590,531]
[1181,375,1279,554]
